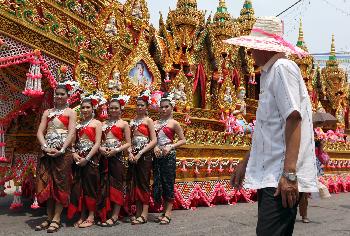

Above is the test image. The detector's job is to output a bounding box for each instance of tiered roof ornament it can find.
[207,0,238,109]
[321,34,348,123]
[213,0,231,23]
[290,19,313,80]
[209,0,236,38]
[237,0,256,36]
[168,0,204,28]
[296,19,307,51]
[327,34,338,66]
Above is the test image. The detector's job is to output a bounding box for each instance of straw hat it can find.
[224,17,307,57]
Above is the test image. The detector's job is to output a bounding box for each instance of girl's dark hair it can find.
[162,92,170,99]
[137,91,149,105]
[55,84,69,94]
[80,98,93,107]
[160,93,171,103]
[110,94,121,106]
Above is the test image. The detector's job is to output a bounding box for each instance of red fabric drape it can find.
[345,106,349,129]
[193,64,207,108]
[232,69,240,89]
[110,126,123,140]
[78,127,96,142]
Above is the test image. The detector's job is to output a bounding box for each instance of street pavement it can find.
[0,192,349,236]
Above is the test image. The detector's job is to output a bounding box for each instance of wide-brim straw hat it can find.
[224,17,308,57]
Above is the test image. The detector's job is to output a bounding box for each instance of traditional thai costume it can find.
[126,119,153,206]
[67,125,100,219]
[98,123,125,222]
[153,120,176,203]
[36,111,73,207]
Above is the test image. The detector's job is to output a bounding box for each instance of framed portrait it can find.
[128,60,153,88]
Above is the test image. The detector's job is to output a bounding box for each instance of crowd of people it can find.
[35,86,186,233]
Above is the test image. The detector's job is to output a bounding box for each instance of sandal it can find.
[131,216,147,225]
[124,216,136,223]
[160,215,171,225]
[78,219,94,228]
[302,218,310,223]
[103,217,119,227]
[73,219,84,228]
[154,213,165,223]
[35,219,51,231]
[46,220,61,233]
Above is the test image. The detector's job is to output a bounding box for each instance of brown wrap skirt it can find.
[67,154,100,219]
[98,152,125,222]
[126,150,153,206]
[36,151,73,207]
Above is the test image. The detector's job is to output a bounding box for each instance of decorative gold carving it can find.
[74,50,95,93]
[123,0,150,29]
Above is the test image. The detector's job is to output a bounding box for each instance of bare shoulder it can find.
[171,119,181,127]
[121,120,129,127]
[43,109,50,116]
[92,119,102,127]
[65,108,76,116]
[146,117,154,123]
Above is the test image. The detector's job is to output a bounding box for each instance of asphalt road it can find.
[0,193,349,236]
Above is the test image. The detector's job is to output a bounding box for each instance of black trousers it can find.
[256,188,300,236]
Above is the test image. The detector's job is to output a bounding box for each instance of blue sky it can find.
[120,0,350,54]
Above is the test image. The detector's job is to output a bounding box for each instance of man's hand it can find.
[230,160,248,189]
[274,176,299,208]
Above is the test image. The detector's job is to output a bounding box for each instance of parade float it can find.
[0,0,349,210]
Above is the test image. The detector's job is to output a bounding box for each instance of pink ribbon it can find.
[252,28,307,58]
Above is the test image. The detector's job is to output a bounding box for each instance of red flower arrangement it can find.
[118,99,126,106]
[91,99,99,107]
[65,83,73,91]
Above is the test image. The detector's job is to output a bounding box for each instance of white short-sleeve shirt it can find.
[244,53,318,192]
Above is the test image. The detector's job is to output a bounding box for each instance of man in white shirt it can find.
[225,17,318,236]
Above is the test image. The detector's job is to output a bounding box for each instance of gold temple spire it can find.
[296,18,308,51]
[298,19,304,43]
[219,0,226,8]
[330,34,336,60]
